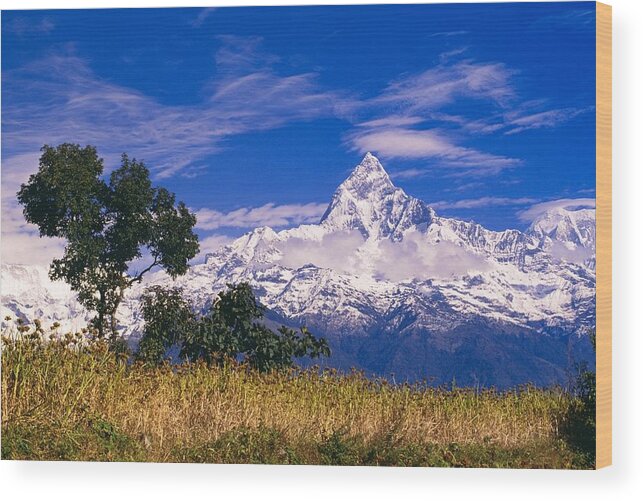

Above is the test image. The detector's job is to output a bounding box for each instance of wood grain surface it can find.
[596,1,612,470]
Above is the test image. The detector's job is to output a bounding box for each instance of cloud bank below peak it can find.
[275,229,490,282]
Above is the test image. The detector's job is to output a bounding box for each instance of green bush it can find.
[318,429,362,465]
[136,286,195,365]
[177,427,301,464]
[137,282,330,372]
[561,330,596,467]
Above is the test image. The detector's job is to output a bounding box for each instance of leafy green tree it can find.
[136,286,195,365]
[17,144,199,339]
[138,282,330,372]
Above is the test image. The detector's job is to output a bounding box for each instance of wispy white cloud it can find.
[4,40,586,188]
[429,30,469,38]
[213,35,280,72]
[517,198,596,223]
[373,61,516,112]
[345,57,589,177]
[454,101,593,136]
[439,47,469,63]
[356,116,424,128]
[389,168,430,180]
[348,128,520,175]
[4,16,55,36]
[503,107,593,135]
[430,196,539,210]
[3,40,352,179]
[532,8,595,32]
[191,7,217,27]
[194,203,328,231]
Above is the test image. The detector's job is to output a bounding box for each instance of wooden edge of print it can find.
[595,1,612,470]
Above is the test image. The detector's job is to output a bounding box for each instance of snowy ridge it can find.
[1,153,596,386]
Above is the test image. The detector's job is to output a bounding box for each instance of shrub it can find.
[561,330,596,467]
[137,286,194,364]
[137,282,330,372]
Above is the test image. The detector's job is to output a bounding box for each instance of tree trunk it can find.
[96,310,104,338]
[96,289,106,338]
[109,286,126,340]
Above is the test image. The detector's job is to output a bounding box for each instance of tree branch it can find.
[128,257,159,286]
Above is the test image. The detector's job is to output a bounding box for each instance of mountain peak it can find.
[319,154,435,238]
[320,154,398,228]
[361,151,382,167]
[528,205,596,251]
[355,151,389,175]
[339,152,394,198]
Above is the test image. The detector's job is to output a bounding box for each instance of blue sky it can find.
[2,3,596,263]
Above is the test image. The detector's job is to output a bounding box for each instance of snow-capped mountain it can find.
[1,153,596,387]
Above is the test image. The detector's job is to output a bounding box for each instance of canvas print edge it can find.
[596,0,612,470]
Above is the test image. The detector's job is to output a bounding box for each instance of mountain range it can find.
[1,153,596,387]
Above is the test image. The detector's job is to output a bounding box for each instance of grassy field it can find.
[1,328,595,468]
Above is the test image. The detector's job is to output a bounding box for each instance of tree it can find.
[17,144,199,339]
[136,286,195,365]
[137,283,331,372]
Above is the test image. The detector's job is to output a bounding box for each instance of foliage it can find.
[136,286,195,365]
[318,429,361,465]
[178,427,302,465]
[16,144,199,339]
[561,330,596,466]
[1,324,589,467]
[138,282,330,372]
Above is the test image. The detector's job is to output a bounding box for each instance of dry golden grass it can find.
[1,326,587,467]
